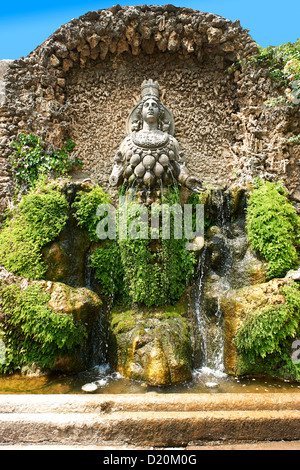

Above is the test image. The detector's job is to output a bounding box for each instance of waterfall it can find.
[192,188,230,382]
[194,258,226,378]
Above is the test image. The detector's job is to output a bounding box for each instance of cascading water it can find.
[192,188,231,386]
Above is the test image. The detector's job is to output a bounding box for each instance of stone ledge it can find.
[0,406,300,446]
[1,392,300,413]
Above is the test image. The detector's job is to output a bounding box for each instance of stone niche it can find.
[0,4,299,220]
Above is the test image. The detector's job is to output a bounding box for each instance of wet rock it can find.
[109,303,192,386]
[220,278,287,375]
[35,279,103,373]
[36,280,102,327]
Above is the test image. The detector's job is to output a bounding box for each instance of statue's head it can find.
[135,96,165,128]
[126,80,175,134]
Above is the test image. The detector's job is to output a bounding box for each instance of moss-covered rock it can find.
[109,302,192,386]
[220,278,300,379]
[0,271,103,374]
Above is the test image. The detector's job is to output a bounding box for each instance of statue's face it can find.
[142,98,159,124]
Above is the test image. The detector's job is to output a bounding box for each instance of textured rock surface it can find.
[0,5,299,219]
[109,303,192,386]
[220,278,287,374]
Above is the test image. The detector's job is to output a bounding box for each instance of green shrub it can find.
[246,180,300,279]
[234,282,300,380]
[0,283,86,374]
[72,185,112,241]
[10,133,82,188]
[0,184,68,279]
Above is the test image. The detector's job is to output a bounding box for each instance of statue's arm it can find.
[109,142,126,187]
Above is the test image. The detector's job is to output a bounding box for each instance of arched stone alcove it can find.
[0,4,299,217]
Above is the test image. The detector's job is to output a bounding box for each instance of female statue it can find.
[109,79,206,205]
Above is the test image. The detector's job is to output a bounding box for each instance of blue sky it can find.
[0,1,299,59]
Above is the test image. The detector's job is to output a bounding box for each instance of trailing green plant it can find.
[117,196,197,307]
[10,133,82,189]
[72,185,112,241]
[234,282,300,380]
[246,180,300,279]
[0,183,68,279]
[0,283,86,374]
[89,240,126,299]
[73,186,197,306]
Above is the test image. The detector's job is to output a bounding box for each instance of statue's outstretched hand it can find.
[185,176,207,194]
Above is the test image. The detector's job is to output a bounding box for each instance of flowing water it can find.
[190,189,229,388]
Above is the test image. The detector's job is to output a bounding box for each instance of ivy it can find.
[246,180,300,280]
[0,283,86,374]
[10,133,82,189]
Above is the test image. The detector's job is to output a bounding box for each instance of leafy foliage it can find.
[246,180,300,279]
[10,133,82,188]
[0,283,86,374]
[234,282,300,380]
[248,40,300,107]
[89,240,125,299]
[72,185,112,241]
[73,187,197,306]
[0,184,68,279]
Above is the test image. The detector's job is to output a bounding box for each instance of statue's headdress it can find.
[126,80,175,135]
[141,79,160,100]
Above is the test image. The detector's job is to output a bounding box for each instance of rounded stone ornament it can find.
[168,150,175,161]
[143,154,156,170]
[134,162,146,178]
[153,162,164,178]
[124,165,133,178]
[143,171,155,187]
[130,154,141,167]
[125,150,133,161]
[158,154,169,167]
[128,174,136,184]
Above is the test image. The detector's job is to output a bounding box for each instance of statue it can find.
[109,79,206,205]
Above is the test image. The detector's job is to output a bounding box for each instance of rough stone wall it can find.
[0,4,299,218]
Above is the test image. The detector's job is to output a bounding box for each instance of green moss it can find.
[72,185,111,241]
[0,184,68,279]
[234,281,300,380]
[246,180,300,279]
[0,283,87,374]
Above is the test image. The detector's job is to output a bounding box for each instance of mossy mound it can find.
[109,302,192,386]
[221,279,300,380]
